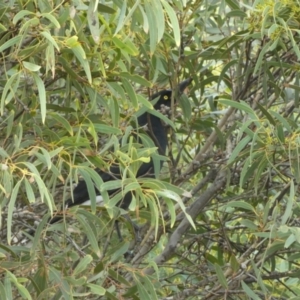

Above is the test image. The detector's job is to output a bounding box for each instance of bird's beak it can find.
[179,78,193,95]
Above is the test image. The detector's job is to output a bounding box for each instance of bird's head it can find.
[151,78,193,110]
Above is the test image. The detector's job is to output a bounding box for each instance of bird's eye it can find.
[163,95,169,100]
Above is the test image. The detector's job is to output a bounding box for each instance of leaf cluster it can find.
[2,0,300,299]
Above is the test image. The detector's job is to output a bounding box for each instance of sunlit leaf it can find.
[161,0,180,46]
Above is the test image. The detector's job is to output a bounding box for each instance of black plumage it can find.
[49,78,192,227]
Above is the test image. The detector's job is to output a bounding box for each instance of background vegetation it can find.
[1,0,300,299]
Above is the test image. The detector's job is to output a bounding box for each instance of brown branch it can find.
[177,107,235,182]
[142,169,227,274]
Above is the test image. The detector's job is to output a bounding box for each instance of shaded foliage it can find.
[1,0,300,299]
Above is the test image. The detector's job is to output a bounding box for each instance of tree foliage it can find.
[1,0,300,299]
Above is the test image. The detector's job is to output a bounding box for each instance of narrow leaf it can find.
[241,281,261,300]
[71,45,92,84]
[7,180,22,244]
[214,264,228,289]
[41,31,60,51]
[161,0,180,46]
[73,255,93,276]
[76,214,101,257]
[0,36,22,52]
[32,73,46,123]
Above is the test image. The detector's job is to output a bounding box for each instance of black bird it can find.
[33,78,192,237]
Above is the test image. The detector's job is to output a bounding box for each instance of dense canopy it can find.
[1,0,300,299]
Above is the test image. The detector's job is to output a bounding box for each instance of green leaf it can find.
[239,152,261,188]
[251,259,268,294]
[226,10,247,18]
[24,178,35,203]
[32,73,46,123]
[0,244,18,259]
[230,254,240,272]
[156,188,195,229]
[6,271,32,300]
[241,281,261,300]
[145,1,158,54]
[138,4,149,33]
[13,10,35,24]
[147,194,160,237]
[115,0,140,36]
[3,277,12,300]
[225,201,256,212]
[107,268,130,286]
[219,99,257,119]
[161,0,181,46]
[122,78,138,109]
[179,93,192,119]
[146,108,176,129]
[240,219,258,230]
[49,112,73,135]
[137,94,153,110]
[253,158,268,195]
[41,13,61,28]
[281,180,294,225]
[30,214,51,254]
[0,281,7,300]
[114,0,127,36]
[77,168,98,213]
[88,0,100,43]
[13,123,23,152]
[0,36,22,52]
[64,276,87,287]
[101,179,123,193]
[1,73,20,115]
[253,41,271,75]
[41,31,60,51]
[98,3,116,14]
[6,111,14,139]
[265,241,284,256]
[255,102,276,125]
[71,45,92,84]
[48,146,64,158]
[152,0,164,43]
[214,264,228,289]
[40,148,52,170]
[19,18,39,34]
[73,255,93,276]
[22,162,54,212]
[225,0,240,9]
[107,82,127,99]
[136,273,158,300]
[119,72,152,87]
[0,147,9,159]
[92,123,121,135]
[112,36,139,56]
[110,241,130,262]
[58,56,81,81]
[49,267,71,299]
[7,180,22,244]
[87,283,106,295]
[284,234,296,248]
[86,120,98,146]
[111,98,120,127]
[228,135,251,164]
[76,214,101,257]
[23,61,41,72]
[270,111,292,133]
[163,197,176,227]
